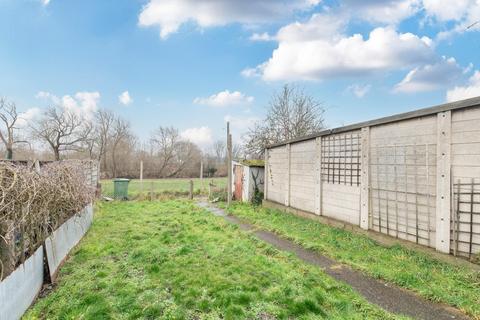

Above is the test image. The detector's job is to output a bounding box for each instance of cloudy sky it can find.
[1,0,480,149]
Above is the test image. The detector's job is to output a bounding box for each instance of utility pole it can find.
[227,122,232,206]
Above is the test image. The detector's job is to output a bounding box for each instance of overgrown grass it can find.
[225,202,480,319]
[26,201,403,319]
[101,177,227,199]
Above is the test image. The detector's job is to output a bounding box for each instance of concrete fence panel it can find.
[44,204,94,280]
[264,97,480,257]
[0,247,44,320]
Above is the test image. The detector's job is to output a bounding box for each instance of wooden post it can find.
[314,137,322,215]
[140,160,144,197]
[208,180,213,199]
[189,180,194,200]
[200,160,204,190]
[360,127,370,230]
[435,111,451,253]
[150,180,154,201]
[285,143,291,207]
[227,122,233,206]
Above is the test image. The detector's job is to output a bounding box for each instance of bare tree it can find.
[167,141,200,177]
[30,106,92,160]
[86,109,116,163]
[110,117,131,178]
[212,140,226,162]
[245,84,325,157]
[0,98,28,159]
[150,126,182,177]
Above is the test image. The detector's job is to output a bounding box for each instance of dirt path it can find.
[197,202,469,320]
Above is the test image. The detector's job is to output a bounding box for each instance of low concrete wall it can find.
[0,247,44,320]
[0,203,94,320]
[45,203,94,280]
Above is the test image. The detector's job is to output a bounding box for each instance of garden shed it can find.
[232,160,265,202]
[264,96,480,259]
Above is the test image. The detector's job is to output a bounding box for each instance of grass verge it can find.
[225,202,480,319]
[25,200,403,319]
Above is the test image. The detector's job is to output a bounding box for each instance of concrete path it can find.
[197,202,469,320]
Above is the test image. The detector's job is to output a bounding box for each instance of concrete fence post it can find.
[435,111,452,253]
[285,144,291,207]
[314,137,322,215]
[360,127,370,230]
[264,149,269,200]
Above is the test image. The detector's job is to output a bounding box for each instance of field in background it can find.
[101,177,227,199]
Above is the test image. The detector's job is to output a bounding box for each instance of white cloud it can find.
[253,14,434,81]
[249,32,275,42]
[423,0,471,21]
[138,0,320,39]
[395,57,463,93]
[241,68,260,78]
[446,71,480,102]
[343,0,421,24]
[425,0,480,39]
[347,84,371,98]
[36,91,100,119]
[181,126,213,148]
[224,115,259,132]
[194,90,254,107]
[41,0,51,6]
[224,114,260,144]
[17,108,41,127]
[119,91,133,106]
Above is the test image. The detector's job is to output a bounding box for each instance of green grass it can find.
[26,200,403,319]
[101,177,227,199]
[225,202,480,319]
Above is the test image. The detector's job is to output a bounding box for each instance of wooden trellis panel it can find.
[451,180,480,258]
[321,131,361,186]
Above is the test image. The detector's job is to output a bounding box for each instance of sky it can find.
[1,0,480,151]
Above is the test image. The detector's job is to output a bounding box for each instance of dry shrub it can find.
[0,161,95,279]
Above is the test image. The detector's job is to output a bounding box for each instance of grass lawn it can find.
[26,200,402,320]
[101,177,227,199]
[225,203,480,319]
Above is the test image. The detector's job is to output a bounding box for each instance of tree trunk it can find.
[53,147,60,161]
[5,147,13,160]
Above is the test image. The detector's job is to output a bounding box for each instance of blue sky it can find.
[1,0,480,150]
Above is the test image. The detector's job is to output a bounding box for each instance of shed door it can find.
[234,165,243,200]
